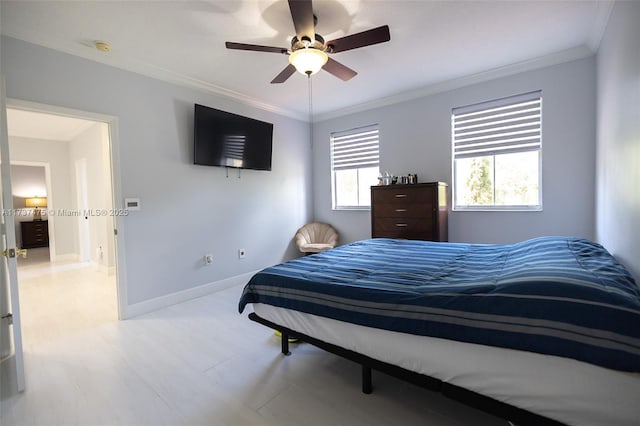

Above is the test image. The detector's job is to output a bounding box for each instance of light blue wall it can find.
[1,36,313,305]
[313,57,597,245]
[596,1,640,281]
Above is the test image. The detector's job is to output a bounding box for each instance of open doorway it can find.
[9,163,52,265]
[6,105,121,341]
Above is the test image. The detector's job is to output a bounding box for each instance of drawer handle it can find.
[395,208,407,212]
[394,194,407,198]
[395,223,408,227]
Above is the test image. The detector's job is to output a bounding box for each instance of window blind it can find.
[331,125,379,171]
[453,91,541,159]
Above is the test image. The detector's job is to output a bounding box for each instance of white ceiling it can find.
[0,1,612,121]
[7,108,97,141]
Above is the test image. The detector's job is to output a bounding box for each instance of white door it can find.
[0,76,26,393]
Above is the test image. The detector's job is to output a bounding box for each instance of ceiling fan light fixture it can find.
[289,48,328,76]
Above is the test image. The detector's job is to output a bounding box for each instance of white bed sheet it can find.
[253,303,640,426]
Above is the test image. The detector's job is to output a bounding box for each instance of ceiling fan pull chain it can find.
[308,74,313,123]
[308,74,314,143]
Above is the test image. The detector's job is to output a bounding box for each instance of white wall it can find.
[596,1,640,280]
[10,164,46,199]
[313,57,597,245]
[9,137,76,257]
[1,36,313,306]
[68,121,114,268]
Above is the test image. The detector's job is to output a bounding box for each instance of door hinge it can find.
[1,313,13,325]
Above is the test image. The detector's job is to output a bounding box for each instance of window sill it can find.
[453,206,542,212]
[333,206,371,212]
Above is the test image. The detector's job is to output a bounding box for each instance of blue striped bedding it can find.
[239,237,640,372]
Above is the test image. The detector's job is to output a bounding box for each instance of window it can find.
[452,91,542,210]
[331,125,380,210]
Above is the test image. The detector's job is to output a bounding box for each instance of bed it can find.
[238,237,640,425]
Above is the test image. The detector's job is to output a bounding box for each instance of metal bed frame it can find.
[249,312,564,426]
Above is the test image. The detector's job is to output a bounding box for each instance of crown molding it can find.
[3,33,600,126]
[313,45,595,123]
[1,34,309,122]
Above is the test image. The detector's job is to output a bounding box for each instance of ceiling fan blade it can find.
[326,25,391,53]
[288,0,315,41]
[225,42,287,54]
[322,57,357,81]
[271,64,296,84]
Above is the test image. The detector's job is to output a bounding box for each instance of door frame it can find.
[7,98,127,320]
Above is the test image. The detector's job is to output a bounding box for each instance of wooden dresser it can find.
[21,220,49,249]
[371,182,448,241]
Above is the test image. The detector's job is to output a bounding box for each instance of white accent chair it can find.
[294,222,339,254]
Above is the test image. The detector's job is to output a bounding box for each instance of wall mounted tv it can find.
[193,104,273,171]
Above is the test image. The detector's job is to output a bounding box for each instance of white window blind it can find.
[453,91,541,160]
[451,91,542,210]
[330,125,380,210]
[331,125,380,171]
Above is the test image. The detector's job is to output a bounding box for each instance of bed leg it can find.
[362,365,372,394]
[280,330,291,356]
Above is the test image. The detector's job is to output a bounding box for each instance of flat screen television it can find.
[193,104,273,171]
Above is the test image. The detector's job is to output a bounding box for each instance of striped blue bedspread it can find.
[239,237,640,372]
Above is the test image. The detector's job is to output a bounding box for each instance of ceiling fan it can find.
[225,0,391,83]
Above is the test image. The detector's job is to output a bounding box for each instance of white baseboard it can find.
[122,270,257,319]
[90,261,116,275]
[53,253,79,263]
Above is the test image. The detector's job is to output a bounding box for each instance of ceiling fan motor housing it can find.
[290,33,326,53]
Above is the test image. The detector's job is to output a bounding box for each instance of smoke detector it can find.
[94,41,111,52]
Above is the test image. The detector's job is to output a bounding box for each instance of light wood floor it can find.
[1,254,506,426]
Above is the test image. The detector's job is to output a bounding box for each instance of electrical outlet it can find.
[238,248,246,259]
[204,254,213,265]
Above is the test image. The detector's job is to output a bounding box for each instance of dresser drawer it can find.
[374,230,435,240]
[373,217,433,233]
[30,223,46,232]
[372,217,435,240]
[373,203,434,218]
[372,187,434,205]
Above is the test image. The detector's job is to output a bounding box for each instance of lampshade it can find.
[25,197,47,208]
[288,48,328,76]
